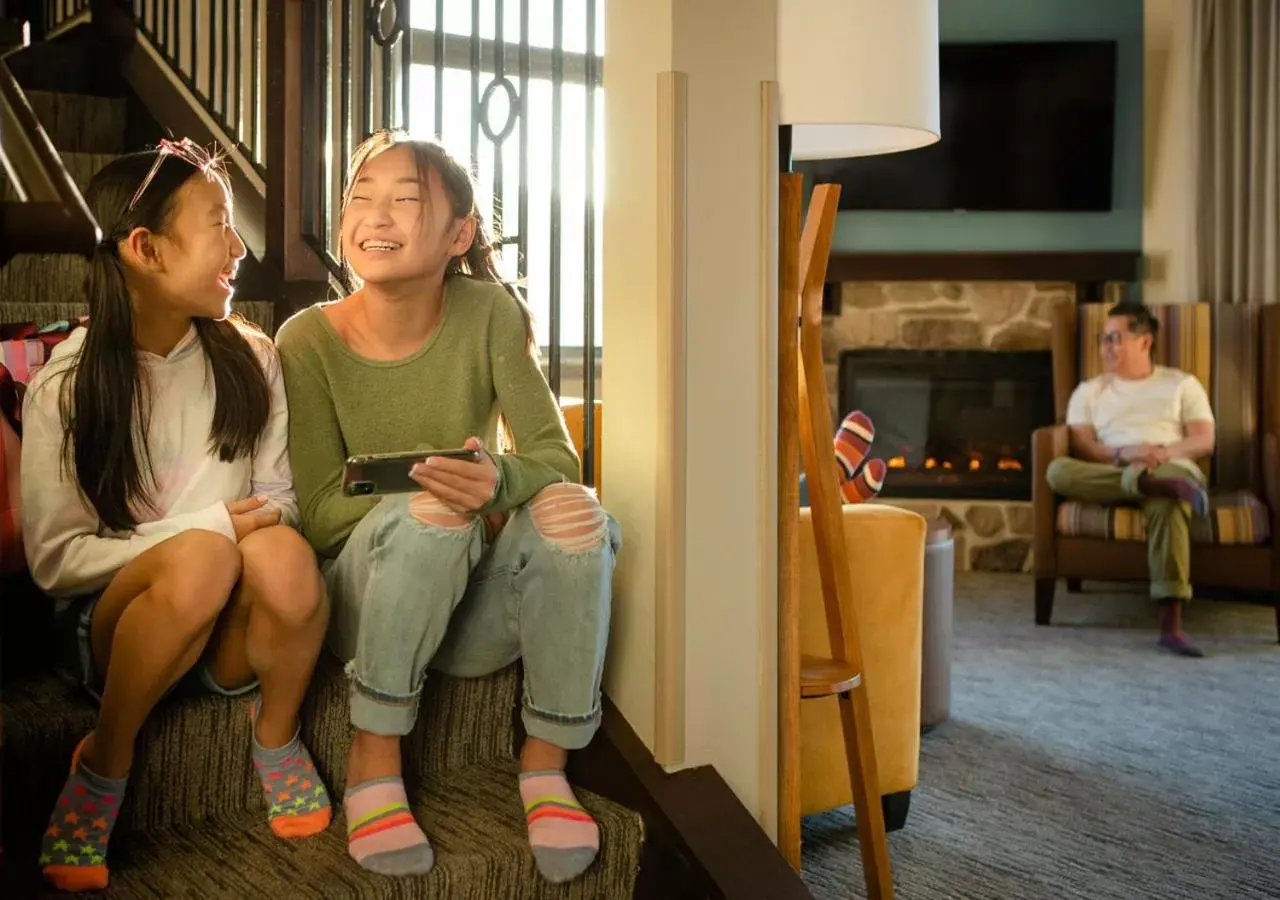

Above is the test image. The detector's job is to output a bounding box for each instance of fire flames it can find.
[884,454,1023,473]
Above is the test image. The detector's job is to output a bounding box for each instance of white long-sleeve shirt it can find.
[20,325,299,600]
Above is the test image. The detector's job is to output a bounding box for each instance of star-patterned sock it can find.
[41,735,124,893]
[251,708,332,839]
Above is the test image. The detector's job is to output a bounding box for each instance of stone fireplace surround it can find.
[822,271,1128,573]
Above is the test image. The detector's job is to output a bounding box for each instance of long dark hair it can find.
[56,149,271,531]
[343,130,538,355]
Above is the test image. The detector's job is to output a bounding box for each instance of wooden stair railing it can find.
[0,55,99,264]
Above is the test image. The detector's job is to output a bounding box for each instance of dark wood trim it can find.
[265,0,326,283]
[826,251,1142,284]
[0,56,98,261]
[92,3,266,260]
[568,698,813,900]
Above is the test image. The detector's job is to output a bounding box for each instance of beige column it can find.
[603,0,780,836]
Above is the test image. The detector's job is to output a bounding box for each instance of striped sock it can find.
[344,777,434,876]
[519,770,599,884]
[834,411,875,482]
[840,457,887,504]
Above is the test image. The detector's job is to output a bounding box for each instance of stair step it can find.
[0,252,88,310]
[5,32,123,97]
[0,151,120,202]
[2,657,517,850]
[24,90,126,153]
[0,298,276,334]
[1,759,644,899]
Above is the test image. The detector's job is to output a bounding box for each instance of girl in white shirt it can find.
[20,141,332,893]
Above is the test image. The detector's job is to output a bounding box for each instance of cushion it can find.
[1056,490,1272,545]
[1,409,21,573]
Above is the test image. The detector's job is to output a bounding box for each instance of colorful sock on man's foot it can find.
[41,735,125,893]
[344,777,435,876]
[1138,472,1210,516]
[1157,600,1204,657]
[840,457,887,504]
[519,770,599,884]
[252,724,332,838]
[833,412,875,482]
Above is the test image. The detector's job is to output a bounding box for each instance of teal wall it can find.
[831,0,1144,253]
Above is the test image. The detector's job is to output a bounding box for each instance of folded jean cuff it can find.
[522,699,602,752]
[349,685,419,736]
[345,664,421,736]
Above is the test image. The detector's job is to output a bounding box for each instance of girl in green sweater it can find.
[275,130,619,885]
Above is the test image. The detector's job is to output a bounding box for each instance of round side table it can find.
[921,517,955,730]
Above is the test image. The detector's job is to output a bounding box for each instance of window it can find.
[407,1,604,396]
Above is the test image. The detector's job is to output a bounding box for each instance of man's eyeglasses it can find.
[126,138,218,215]
[1097,331,1131,347]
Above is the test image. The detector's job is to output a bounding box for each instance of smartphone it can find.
[342,448,482,497]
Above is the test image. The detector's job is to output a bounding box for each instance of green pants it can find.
[1045,459,1200,601]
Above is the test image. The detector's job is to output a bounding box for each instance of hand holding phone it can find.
[343,445,483,497]
[407,436,498,512]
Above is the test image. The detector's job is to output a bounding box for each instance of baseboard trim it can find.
[568,698,812,900]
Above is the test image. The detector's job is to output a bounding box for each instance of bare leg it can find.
[346,730,403,788]
[203,525,328,747]
[42,530,240,891]
[521,737,568,773]
[86,531,243,778]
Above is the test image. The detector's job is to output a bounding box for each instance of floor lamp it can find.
[775,3,940,897]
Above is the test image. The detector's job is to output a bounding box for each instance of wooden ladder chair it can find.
[779,174,894,899]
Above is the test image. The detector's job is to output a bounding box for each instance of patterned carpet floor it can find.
[802,573,1280,900]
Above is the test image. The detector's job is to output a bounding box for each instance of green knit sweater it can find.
[275,277,579,558]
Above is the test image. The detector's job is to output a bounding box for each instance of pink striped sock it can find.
[519,770,599,884]
[343,777,434,876]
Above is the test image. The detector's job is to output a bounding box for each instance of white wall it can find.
[1143,0,1195,304]
[602,0,779,834]
[600,0,670,754]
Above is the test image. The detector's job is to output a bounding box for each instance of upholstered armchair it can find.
[1032,302,1280,639]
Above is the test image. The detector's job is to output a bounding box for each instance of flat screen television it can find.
[796,41,1118,212]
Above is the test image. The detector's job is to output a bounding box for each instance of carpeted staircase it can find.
[0,35,274,331]
[0,30,644,900]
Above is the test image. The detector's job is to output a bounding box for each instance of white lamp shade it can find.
[778,0,941,159]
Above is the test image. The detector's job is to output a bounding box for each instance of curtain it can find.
[1193,1,1278,490]
[1192,0,1279,307]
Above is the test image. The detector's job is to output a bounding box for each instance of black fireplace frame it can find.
[837,348,1055,501]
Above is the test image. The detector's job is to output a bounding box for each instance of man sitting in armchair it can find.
[1046,302,1216,658]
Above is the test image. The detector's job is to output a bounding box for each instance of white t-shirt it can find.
[1065,366,1214,475]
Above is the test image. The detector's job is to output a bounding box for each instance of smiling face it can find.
[1099,314,1153,377]
[141,171,246,320]
[341,144,476,290]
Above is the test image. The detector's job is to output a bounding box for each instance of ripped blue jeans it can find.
[324,482,620,750]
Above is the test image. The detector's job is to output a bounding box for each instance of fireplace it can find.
[838,348,1054,501]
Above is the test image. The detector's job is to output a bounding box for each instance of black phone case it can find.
[342,449,482,496]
